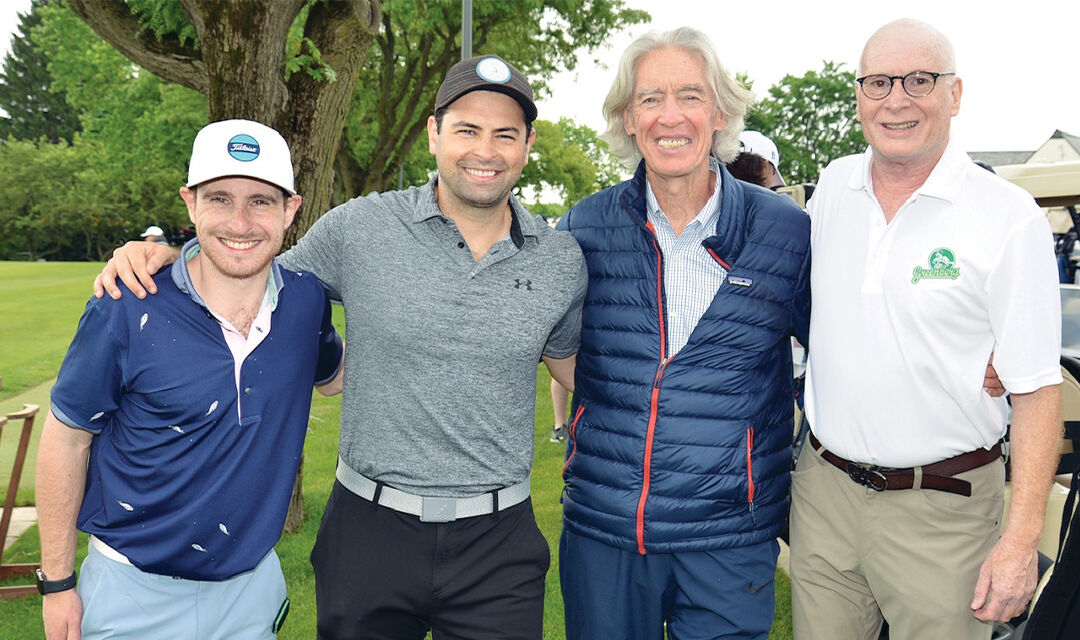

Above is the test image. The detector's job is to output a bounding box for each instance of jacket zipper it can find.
[635,223,669,555]
[746,426,756,511]
[561,404,586,479]
[706,247,731,271]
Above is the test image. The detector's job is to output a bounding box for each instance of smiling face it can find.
[180,176,300,281]
[623,47,727,185]
[857,23,962,173]
[427,90,535,218]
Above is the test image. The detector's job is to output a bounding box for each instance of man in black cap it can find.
[93,55,587,639]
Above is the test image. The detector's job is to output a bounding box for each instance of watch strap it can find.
[36,568,77,595]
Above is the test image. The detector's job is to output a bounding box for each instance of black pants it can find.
[311,480,550,640]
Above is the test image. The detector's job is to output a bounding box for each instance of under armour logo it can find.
[514,279,532,290]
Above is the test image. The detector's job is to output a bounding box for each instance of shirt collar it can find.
[171,238,283,312]
[645,156,724,231]
[850,138,968,204]
[414,175,538,249]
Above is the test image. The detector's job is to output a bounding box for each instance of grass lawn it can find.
[0,261,793,639]
[1,262,103,507]
[0,262,103,403]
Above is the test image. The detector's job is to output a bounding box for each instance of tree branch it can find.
[67,0,206,93]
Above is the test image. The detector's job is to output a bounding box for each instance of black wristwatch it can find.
[35,568,77,595]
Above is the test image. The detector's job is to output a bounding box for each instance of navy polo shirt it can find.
[50,244,342,580]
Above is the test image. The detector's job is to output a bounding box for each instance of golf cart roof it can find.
[995,161,1080,208]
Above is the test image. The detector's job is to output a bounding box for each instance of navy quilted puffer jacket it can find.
[558,161,811,554]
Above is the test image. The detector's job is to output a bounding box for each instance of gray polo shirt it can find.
[280,177,586,496]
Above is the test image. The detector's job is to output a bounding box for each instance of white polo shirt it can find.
[805,141,1062,467]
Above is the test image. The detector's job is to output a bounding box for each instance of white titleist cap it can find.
[140,225,164,237]
[738,130,783,178]
[186,119,295,195]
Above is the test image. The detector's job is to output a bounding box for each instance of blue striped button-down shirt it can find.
[645,157,726,355]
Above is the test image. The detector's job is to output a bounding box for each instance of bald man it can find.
[790,19,1062,640]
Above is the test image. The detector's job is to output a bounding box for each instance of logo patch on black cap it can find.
[475,57,511,84]
[227,134,260,162]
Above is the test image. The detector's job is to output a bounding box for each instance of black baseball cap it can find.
[434,55,537,124]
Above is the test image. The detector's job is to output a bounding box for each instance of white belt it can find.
[335,456,530,522]
[90,535,134,566]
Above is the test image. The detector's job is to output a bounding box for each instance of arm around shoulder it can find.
[316,350,345,396]
[543,354,576,392]
[94,241,180,300]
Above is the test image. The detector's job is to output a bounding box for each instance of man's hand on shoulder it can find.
[93,241,180,300]
[42,588,83,640]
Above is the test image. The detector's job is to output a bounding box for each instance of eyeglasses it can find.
[855,71,955,100]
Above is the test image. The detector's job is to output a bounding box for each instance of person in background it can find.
[726,130,786,189]
[550,379,570,442]
[139,225,170,246]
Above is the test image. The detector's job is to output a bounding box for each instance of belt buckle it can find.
[845,461,888,491]
[421,496,457,522]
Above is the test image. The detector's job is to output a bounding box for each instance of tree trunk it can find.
[283,456,305,534]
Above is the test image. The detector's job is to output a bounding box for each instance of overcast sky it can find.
[3,0,1077,154]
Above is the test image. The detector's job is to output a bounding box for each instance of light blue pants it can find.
[78,542,288,640]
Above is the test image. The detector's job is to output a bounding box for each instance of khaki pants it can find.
[789,440,1004,640]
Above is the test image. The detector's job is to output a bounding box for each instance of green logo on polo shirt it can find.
[911,248,960,284]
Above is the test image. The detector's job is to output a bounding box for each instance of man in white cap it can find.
[727,130,786,189]
[139,225,169,246]
[91,54,585,639]
[36,119,345,640]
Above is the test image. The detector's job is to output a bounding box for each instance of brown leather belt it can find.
[807,432,1002,497]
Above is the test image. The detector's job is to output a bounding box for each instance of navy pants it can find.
[560,527,778,640]
[311,480,550,640]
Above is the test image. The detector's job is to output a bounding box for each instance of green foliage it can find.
[342,0,649,194]
[0,140,96,260]
[284,37,338,82]
[745,61,865,185]
[126,0,336,84]
[0,0,82,144]
[521,118,625,213]
[0,1,209,259]
[125,0,198,47]
[0,1,646,257]
[282,4,339,84]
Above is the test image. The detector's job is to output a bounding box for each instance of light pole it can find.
[461,0,472,59]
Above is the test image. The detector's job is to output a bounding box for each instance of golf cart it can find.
[995,161,1080,284]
